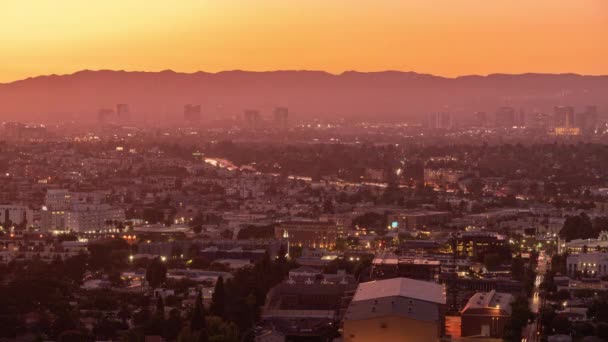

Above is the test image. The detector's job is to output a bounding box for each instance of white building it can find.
[567,252,608,277]
[44,189,72,210]
[66,204,125,232]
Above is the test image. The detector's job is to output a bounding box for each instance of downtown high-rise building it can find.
[428,112,451,129]
[116,104,131,122]
[553,106,575,127]
[273,107,289,129]
[495,107,515,128]
[184,104,202,124]
[244,109,262,130]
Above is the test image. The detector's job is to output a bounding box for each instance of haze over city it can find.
[1,2,608,342]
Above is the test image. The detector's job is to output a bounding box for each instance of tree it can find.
[219,229,233,239]
[483,253,502,270]
[210,277,226,318]
[156,296,165,315]
[322,198,334,214]
[560,213,594,242]
[190,291,206,331]
[334,238,347,252]
[550,315,571,335]
[192,225,203,235]
[503,296,533,341]
[146,258,167,289]
[164,308,182,341]
[467,178,484,197]
[511,256,525,281]
[597,322,608,341]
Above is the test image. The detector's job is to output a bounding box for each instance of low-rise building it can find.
[343,277,447,342]
[276,221,340,249]
[460,290,513,338]
[567,252,608,277]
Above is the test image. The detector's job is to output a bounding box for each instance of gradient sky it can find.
[1,0,607,83]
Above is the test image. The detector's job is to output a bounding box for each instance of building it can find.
[116,104,131,121]
[1,122,47,141]
[65,204,125,233]
[474,112,487,127]
[428,112,452,129]
[98,108,116,123]
[364,168,386,182]
[371,253,441,281]
[40,209,66,232]
[276,221,340,249]
[566,252,608,277]
[562,231,608,254]
[260,273,356,339]
[460,290,513,338]
[402,161,424,184]
[184,104,202,124]
[455,232,508,259]
[243,109,262,129]
[577,105,598,134]
[532,112,551,129]
[516,108,526,127]
[495,107,515,128]
[45,189,72,210]
[553,106,575,128]
[424,168,466,185]
[388,210,451,232]
[555,126,581,136]
[0,205,33,227]
[273,107,288,129]
[343,277,446,342]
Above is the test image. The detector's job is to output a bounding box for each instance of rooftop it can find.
[461,290,514,315]
[352,277,445,304]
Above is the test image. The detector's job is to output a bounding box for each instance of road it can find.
[523,251,548,342]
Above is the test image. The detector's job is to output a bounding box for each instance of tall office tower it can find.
[428,112,451,129]
[577,105,599,134]
[2,122,25,140]
[533,112,551,129]
[553,106,575,127]
[474,111,487,127]
[184,104,202,124]
[116,104,131,122]
[97,108,116,123]
[243,109,261,129]
[517,108,526,127]
[273,107,289,129]
[495,107,515,128]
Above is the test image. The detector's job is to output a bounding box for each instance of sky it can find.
[1,0,607,83]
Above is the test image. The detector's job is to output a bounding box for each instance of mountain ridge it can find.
[1,70,607,122]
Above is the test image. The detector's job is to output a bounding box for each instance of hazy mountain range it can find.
[0,70,607,123]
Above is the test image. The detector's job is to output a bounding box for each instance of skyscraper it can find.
[97,108,116,124]
[428,112,451,129]
[184,104,202,124]
[244,109,262,130]
[577,105,598,134]
[116,104,131,122]
[273,107,289,129]
[495,107,515,128]
[553,106,575,127]
[474,112,487,127]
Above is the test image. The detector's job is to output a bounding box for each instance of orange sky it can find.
[1,0,607,83]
